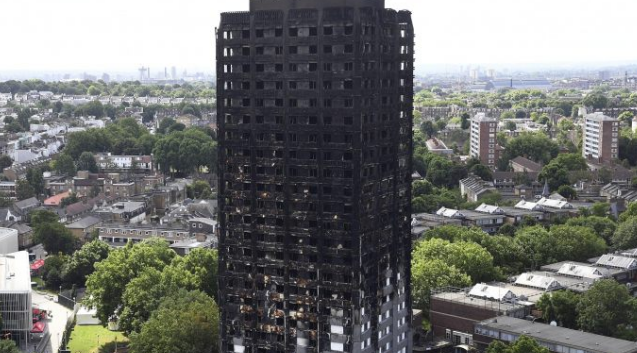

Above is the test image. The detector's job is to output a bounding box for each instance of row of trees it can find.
[536,280,637,340]
[85,239,219,353]
[61,118,155,159]
[2,107,33,133]
[59,118,217,177]
[412,220,610,311]
[0,80,215,98]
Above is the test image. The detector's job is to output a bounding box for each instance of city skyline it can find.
[1,0,636,76]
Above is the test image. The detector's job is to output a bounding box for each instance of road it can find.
[31,291,73,353]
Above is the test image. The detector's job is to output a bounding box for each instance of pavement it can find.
[30,291,73,353]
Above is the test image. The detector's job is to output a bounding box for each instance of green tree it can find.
[0,155,13,170]
[187,180,213,199]
[591,202,610,218]
[0,338,21,353]
[86,239,176,324]
[538,163,570,192]
[548,225,607,262]
[54,154,76,177]
[15,179,34,200]
[612,217,637,250]
[556,185,577,199]
[128,290,219,353]
[426,225,529,275]
[497,224,516,237]
[87,85,102,96]
[78,101,105,118]
[119,248,218,334]
[411,258,471,311]
[514,225,606,267]
[485,340,509,353]
[489,335,550,353]
[549,153,588,171]
[26,167,45,196]
[153,128,218,176]
[460,112,470,130]
[61,240,111,287]
[504,121,517,131]
[618,111,635,127]
[566,216,616,245]
[157,118,177,134]
[501,132,559,166]
[41,254,69,289]
[470,163,493,181]
[577,279,637,338]
[582,93,608,110]
[413,238,496,283]
[421,121,436,138]
[77,152,98,172]
[535,290,579,329]
[619,202,637,222]
[500,111,515,120]
[33,222,77,255]
[412,180,434,197]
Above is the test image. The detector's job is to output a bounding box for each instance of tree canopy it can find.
[128,289,219,353]
[500,132,559,167]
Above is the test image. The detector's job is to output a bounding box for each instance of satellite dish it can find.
[550,321,558,326]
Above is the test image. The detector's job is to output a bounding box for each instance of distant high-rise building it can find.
[583,113,619,164]
[470,113,501,168]
[217,0,414,352]
[101,73,111,83]
[171,66,177,79]
[598,70,611,81]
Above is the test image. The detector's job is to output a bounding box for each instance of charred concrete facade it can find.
[217,1,414,353]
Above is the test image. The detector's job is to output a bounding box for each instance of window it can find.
[289,81,297,89]
[289,28,298,37]
[344,25,354,35]
[324,63,332,71]
[289,63,298,72]
[289,46,298,54]
[344,44,354,53]
[323,26,333,35]
[309,63,318,72]
[242,47,250,56]
[275,64,283,72]
[344,62,354,71]
[323,45,333,54]
[275,28,283,37]
[256,29,264,38]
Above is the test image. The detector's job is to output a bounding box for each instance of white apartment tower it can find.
[582,113,619,164]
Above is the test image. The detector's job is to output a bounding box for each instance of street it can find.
[31,291,73,353]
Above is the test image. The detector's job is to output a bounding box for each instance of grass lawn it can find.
[68,325,128,353]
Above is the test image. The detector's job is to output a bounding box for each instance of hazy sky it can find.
[0,0,636,74]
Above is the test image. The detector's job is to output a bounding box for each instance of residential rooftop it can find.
[476,316,637,353]
[0,251,31,292]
